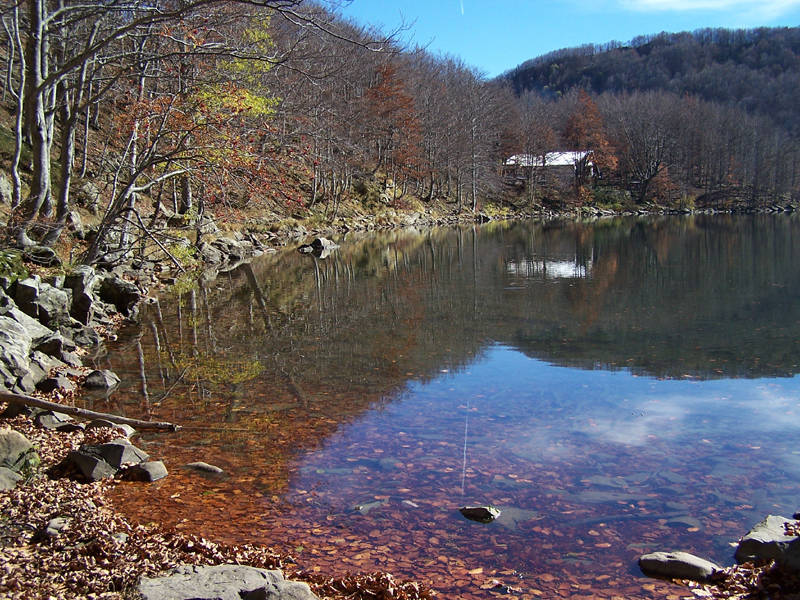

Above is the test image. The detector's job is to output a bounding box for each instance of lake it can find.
[101,214,800,599]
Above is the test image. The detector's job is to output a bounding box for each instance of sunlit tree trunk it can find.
[15,0,51,247]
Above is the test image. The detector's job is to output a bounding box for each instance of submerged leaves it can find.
[0,407,432,600]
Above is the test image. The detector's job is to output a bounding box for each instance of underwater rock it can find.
[459,506,501,523]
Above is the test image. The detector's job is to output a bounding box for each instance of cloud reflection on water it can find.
[391,344,800,478]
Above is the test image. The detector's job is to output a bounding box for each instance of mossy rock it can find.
[0,250,28,287]
[0,429,41,477]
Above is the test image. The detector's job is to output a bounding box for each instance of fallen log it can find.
[0,391,180,432]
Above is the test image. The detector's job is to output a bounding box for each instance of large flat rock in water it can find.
[639,551,720,581]
[137,564,319,600]
[735,514,800,570]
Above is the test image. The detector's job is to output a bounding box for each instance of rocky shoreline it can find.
[255,200,800,247]
[0,233,437,597]
[0,407,432,599]
[0,236,322,598]
[0,218,449,598]
[637,517,800,597]
[0,409,330,599]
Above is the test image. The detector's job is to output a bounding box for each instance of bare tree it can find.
[5,0,313,249]
[602,91,679,203]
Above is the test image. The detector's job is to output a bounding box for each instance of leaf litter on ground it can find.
[0,405,434,600]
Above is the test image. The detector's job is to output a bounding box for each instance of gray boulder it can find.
[0,315,32,377]
[0,172,12,204]
[66,450,117,481]
[311,237,337,251]
[34,331,76,357]
[185,461,224,474]
[43,516,70,538]
[71,324,102,347]
[298,237,339,257]
[98,275,141,316]
[137,564,319,600]
[0,295,55,345]
[36,283,72,327]
[0,296,62,392]
[459,506,501,523]
[70,287,94,325]
[26,358,47,387]
[74,180,102,214]
[67,440,149,481]
[59,350,82,368]
[34,410,83,432]
[121,460,168,482]
[197,241,224,265]
[639,551,721,581]
[15,278,72,328]
[86,419,136,439]
[402,212,421,226]
[90,441,149,469]
[735,515,800,570]
[45,274,65,288]
[84,369,120,391]
[197,217,219,236]
[30,350,65,371]
[0,429,40,474]
[36,375,77,395]
[34,410,73,429]
[211,237,235,254]
[15,370,37,394]
[23,246,61,268]
[0,369,17,396]
[64,266,99,325]
[0,466,22,490]
[221,238,252,260]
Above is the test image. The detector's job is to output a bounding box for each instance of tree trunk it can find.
[1,18,13,102]
[8,3,24,209]
[43,32,94,248]
[118,50,147,252]
[15,0,51,247]
[0,391,180,431]
[42,97,78,246]
[179,175,193,215]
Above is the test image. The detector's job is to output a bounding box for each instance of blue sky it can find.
[336,0,800,77]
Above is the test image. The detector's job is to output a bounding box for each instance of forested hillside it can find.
[0,0,518,266]
[503,27,800,133]
[501,27,800,209]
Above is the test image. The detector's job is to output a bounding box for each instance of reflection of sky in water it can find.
[299,344,800,506]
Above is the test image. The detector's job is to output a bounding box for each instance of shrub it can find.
[593,187,634,211]
[0,250,28,284]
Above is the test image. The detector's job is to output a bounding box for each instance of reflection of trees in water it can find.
[508,215,800,378]
[118,214,800,428]
[96,212,800,509]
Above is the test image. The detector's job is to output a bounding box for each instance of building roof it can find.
[505,151,592,167]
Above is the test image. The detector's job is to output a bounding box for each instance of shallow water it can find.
[101,214,800,598]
